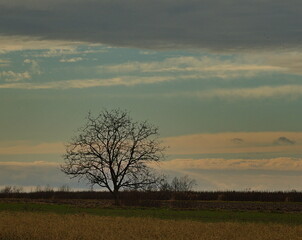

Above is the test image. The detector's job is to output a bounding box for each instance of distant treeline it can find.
[1,189,302,202]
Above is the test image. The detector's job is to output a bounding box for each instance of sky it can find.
[1,0,302,191]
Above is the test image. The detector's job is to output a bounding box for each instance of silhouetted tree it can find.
[157,175,197,192]
[170,175,197,192]
[61,109,165,204]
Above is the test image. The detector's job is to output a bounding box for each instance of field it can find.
[1,201,302,224]
[1,191,302,239]
[1,211,302,240]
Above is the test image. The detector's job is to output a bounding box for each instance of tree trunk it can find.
[113,189,120,206]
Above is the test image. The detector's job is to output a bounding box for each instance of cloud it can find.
[34,47,106,58]
[0,76,175,89]
[0,59,10,67]
[157,157,302,171]
[139,51,156,55]
[0,71,31,82]
[0,35,82,52]
[99,56,283,76]
[0,161,58,167]
[0,0,302,51]
[60,57,83,63]
[239,51,302,76]
[274,137,295,146]
[24,59,41,74]
[0,141,64,155]
[0,161,62,187]
[150,157,302,191]
[0,161,86,189]
[164,132,302,155]
[3,132,297,159]
[0,55,283,89]
[231,138,244,144]
[179,85,302,100]
[1,59,42,82]
[1,159,301,191]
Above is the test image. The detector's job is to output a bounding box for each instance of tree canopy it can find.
[61,109,165,201]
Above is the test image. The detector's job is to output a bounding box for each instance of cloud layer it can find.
[164,132,302,155]
[152,157,302,190]
[157,157,302,172]
[0,71,31,82]
[0,35,81,52]
[0,0,302,50]
[173,85,302,100]
[100,56,283,76]
[0,161,85,189]
[0,141,64,155]
[1,159,302,191]
[0,55,289,90]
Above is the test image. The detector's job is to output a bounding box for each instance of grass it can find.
[1,202,302,225]
[1,211,302,240]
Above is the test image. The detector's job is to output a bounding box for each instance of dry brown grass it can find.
[0,212,302,240]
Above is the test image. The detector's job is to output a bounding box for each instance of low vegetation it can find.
[0,211,301,240]
[2,188,302,203]
[1,202,302,225]
[1,192,302,239]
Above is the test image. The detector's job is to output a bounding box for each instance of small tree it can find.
[170,175,197,192]
[61,109,165,203]
[157,175,197,192]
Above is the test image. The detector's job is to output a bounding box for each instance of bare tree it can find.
[170,175,197,192]
[61,109,165,203]
[156,175,197,192]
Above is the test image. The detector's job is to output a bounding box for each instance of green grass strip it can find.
[0,202,302,225]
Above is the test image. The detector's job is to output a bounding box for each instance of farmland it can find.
[0,211,302,240]
[1,201,302,225]
[1,191,302,239]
